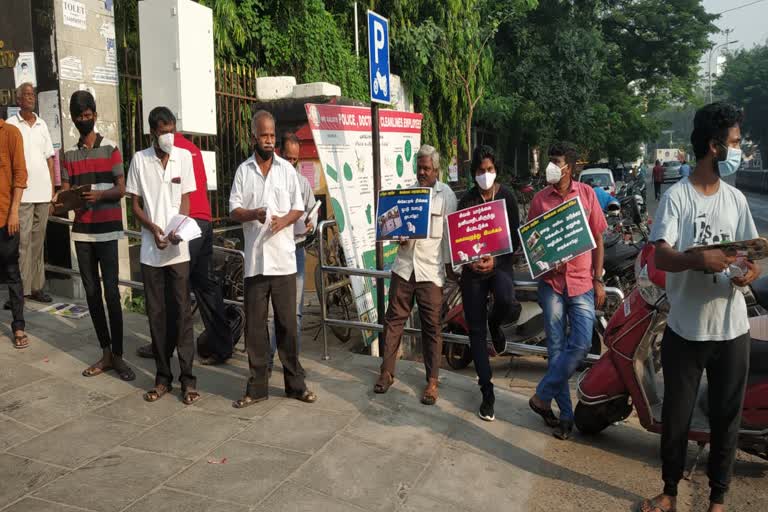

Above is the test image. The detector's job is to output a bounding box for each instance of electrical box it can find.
[201,151,217,191]
[138,0,216,135]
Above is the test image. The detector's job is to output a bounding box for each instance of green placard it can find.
[518,196,597,279]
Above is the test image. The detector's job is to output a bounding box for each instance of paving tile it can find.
[91,390,186,427]
[344,401,458,460]
[0,453,68,509]
[10,415,144,468]
[0,417,38,450]
[236,403,352,454]
[397,493,471,512]
[0,359,51,395]
[0,377,113,430]
[295,378,372,413]
[291,434,425,512]
[165,439,308,507]
[122,409,247,460]
[34,446,188,512]
[255,483,365,512]
[122,487,247,512]
[2,497,86,512]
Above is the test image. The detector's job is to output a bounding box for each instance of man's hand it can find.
[270,214,292,234]
[152,225,169,250]
[7,209,19,236]
[254,208,267,223]
[82,189,103,204]
[696,249,736,273]
[732,260,761,287]
[305,220,314,233]
[398,236,409,246]
[167,230,182,245]
[594,280,606,309]
[472,255,494,273]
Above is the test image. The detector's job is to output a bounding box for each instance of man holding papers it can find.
[126,106,200,405]
[59,91,134,381]
[229,111,316,407]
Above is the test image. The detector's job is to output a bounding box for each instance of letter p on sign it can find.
[367,10,390,104]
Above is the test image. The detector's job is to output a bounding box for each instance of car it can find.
[579,168,616,195]
[662,161,682,183]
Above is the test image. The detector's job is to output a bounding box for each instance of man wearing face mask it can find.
[528,142,607,440]
[126,106,199,405]
[638,103,759,512]
[373,144,457,405]
[458,145,521,421]
[58,91,134,380]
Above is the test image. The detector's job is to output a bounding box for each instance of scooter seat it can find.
[750,276,768,310]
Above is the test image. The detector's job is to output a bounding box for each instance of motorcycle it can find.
[574,244,768,461]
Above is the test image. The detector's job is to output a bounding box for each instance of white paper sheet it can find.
[164,215,202,242]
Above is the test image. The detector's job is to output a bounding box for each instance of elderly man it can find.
[229,110,316,407]
[373,145,457,405]
[6,83,55,303]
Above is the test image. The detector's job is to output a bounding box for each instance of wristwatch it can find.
[593,277,604,284]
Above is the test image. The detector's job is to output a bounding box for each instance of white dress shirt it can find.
[229,154,304,277]
[6,113,54,203]
[391,180,458,287]
[295,173,318,246]
[126,146,196,267]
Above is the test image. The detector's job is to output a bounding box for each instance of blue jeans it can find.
[536,282,595,422]
[269,247,305,369]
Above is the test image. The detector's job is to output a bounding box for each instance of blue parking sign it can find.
[367,10,390,104]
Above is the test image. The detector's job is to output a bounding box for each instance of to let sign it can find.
[447,199,513,266]
[518,196,596,279]
[367,10,390,104]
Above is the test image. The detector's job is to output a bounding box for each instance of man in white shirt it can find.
[126,107,200,405]
[229,111,316,407]
[373,145,457,405]
[6,83,54,303]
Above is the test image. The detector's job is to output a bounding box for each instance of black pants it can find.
[244,274,306,399]
[654,181,662,200]
[460,268,521,398]
[0,226,24,332]
[75,241,122,355]
[142,262,195,390]
[661,327,750,505]
[189,219,232,360]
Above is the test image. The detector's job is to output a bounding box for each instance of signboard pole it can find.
[371,102,385,354]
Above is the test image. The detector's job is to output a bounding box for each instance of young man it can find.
[373,144,457,405]
[126,106,199,405]
[6,83,55,303]
[59,91,134,381]
[639,102,760,512]
[267,132,317,374]
[528,142,607,440]
[653,160,664,200]
[229,110,316,407]
[0,113,29,348]
[679,159,692,179]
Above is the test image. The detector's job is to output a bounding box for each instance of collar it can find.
[547,178,577,197]
[77,132,103,150]
[149,145,178,163]
[16,112,40,125]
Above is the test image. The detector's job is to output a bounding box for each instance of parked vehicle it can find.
[580,168,616,195]
[662,161,682,183]
[575,244,768,462]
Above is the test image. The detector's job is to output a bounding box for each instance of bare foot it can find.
[708,503,725,512]
[82,352,114,377]
[638,494,676,512]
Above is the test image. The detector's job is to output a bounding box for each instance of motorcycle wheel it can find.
[574,397,632,435]
[445,341,473,370]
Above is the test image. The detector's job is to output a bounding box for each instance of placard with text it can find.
[447,199,513,266]
[376,188,431,240]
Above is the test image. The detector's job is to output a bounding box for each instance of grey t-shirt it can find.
[650,178,758,341]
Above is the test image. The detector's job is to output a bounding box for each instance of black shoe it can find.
[199,356,228,366]
[478,393,495,422]
[553,420,574,440]
[136,343,154,359]
[3,300,10,310]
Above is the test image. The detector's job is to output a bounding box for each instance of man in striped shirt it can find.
[58,91,135,381]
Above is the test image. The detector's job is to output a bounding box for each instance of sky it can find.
[703,0,767,51]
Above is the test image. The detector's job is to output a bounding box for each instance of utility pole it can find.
[708,39,738,103]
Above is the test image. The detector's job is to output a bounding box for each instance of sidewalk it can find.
[0,299,748,512]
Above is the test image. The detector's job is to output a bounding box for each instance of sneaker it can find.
[478,396,496,422]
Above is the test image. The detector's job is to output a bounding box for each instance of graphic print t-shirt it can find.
[650,178,758,341]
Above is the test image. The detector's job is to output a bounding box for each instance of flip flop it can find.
[144,384,172,402]
[82,364,113,377]
[114,365,136,381]
[529,397,560,427]
[373,372,394,394]
[182,389,201,405]
[232,395,266,409]
[13,334,29,349]
[637,498,676,512]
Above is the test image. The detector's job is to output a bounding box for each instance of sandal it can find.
[287,390,317,403]
[373,372,394,394]
[82,362,113,377]
[232,395,267,409]
[529,397,560,428]
[421,378,439,406]
[182,389,201,405]
[114,364,136,382]
[637,497,676,512]
[13,334,29,349]
[143,384,172,402]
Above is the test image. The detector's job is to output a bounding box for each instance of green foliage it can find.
[716,44,768,154]
[123,294,146,315]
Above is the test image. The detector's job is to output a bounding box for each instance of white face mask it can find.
[157,133,175,154]
[545,162,565,184]
[475,172,496,190]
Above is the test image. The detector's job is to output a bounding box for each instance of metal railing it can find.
[317,219,624,363]
[46,216,245,307]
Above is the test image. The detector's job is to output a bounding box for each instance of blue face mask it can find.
[717,145,742,177]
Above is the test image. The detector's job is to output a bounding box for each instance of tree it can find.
[716,44,768,155]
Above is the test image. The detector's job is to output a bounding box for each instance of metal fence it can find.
[118,47,258,225]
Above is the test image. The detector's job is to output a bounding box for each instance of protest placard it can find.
[446,199,512,266]
[518,196,596,279]
[376,188,431,240]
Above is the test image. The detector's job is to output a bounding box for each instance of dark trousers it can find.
[660,327,750,505]
[75,241,123,355]
[460,269,521,397]
[189,219,232,360]
[654,181,662,200]
[244,274,306,398]
[0,226,24,332]
[380,272,443,381]
[142,262,195,390]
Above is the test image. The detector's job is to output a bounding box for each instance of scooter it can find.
[575,244,768,461]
